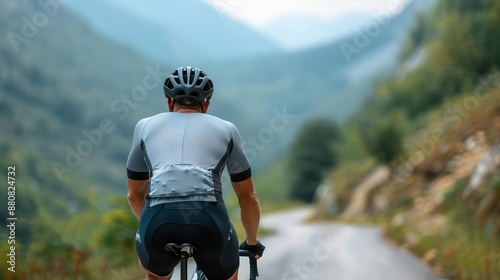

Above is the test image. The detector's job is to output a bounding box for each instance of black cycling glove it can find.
[240,240,265,258]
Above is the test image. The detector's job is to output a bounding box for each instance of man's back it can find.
[126,66,263,280]
[127,112,251,205]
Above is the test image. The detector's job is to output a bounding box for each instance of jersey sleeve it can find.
[225,121,252,182]
[126,118,150,180]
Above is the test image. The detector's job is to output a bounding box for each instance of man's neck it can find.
[176,109,201,113]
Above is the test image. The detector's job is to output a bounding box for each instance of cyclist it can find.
[126,66,265,280]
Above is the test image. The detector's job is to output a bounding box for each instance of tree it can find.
[360,111,405,165]
[288,118,339,202]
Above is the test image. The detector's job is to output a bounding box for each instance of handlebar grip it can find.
[239,250,259,280]
[249,257,259,280]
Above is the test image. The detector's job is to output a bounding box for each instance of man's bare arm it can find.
[232,177,260,246]
[127,179,149,220]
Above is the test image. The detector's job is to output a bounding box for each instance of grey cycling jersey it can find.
[126,112,251,205]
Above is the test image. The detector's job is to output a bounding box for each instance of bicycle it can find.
[165,243,259,280]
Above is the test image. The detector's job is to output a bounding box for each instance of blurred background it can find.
[0,0,499,279]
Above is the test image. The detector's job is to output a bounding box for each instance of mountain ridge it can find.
[67,0,282,65]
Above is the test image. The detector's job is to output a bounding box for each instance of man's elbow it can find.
[238,191,260,206]
[127,192,143,203]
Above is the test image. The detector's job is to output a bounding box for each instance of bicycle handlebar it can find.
[239,250,259,280]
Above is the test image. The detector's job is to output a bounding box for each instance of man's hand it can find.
[240,240,265,259]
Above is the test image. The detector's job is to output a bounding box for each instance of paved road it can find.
[238,207,444,280]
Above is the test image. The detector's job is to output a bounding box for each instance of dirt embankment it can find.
[317,90,500,278]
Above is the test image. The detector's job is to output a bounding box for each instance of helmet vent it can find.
[165,79,174,90]
[203,81,213,92]
[174,76,181,84]
[190,70,196,83]
[195,78,203,86]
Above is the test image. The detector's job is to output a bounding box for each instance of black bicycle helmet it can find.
[163,66,214,104]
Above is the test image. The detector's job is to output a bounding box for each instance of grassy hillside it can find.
[381,92,500,278]
[0,1,167,278]
[0,0,170,217]
[1,0,167,187]
[306,0,500,278]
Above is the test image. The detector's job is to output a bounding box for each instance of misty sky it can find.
[201,0,411,28]
[102,0,412,50]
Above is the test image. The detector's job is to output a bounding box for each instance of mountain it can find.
[67,0,282,65]
[65,0,189,63]
[202,0,436,167]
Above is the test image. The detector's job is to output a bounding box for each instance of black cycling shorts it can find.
[135,201,239,279]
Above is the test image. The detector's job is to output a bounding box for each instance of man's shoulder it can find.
[134,113,168,129]
[140,112,173,122]
[201,113,227,122]
[203,114,238,129]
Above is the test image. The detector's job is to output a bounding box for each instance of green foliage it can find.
[253,160,291,203]
[29,218,69,261]
[487,175,500,190]
[378,90,500,278]
[443,178,468,209]
[288,118,339,202]
[385,218,499,278]
[372,0,500,121]
[333,117,371,162]
[359,111,406,165]
[94,197,138,267]
[386,173,500,278]
[330,0,500,168]
[436,0,490,14]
